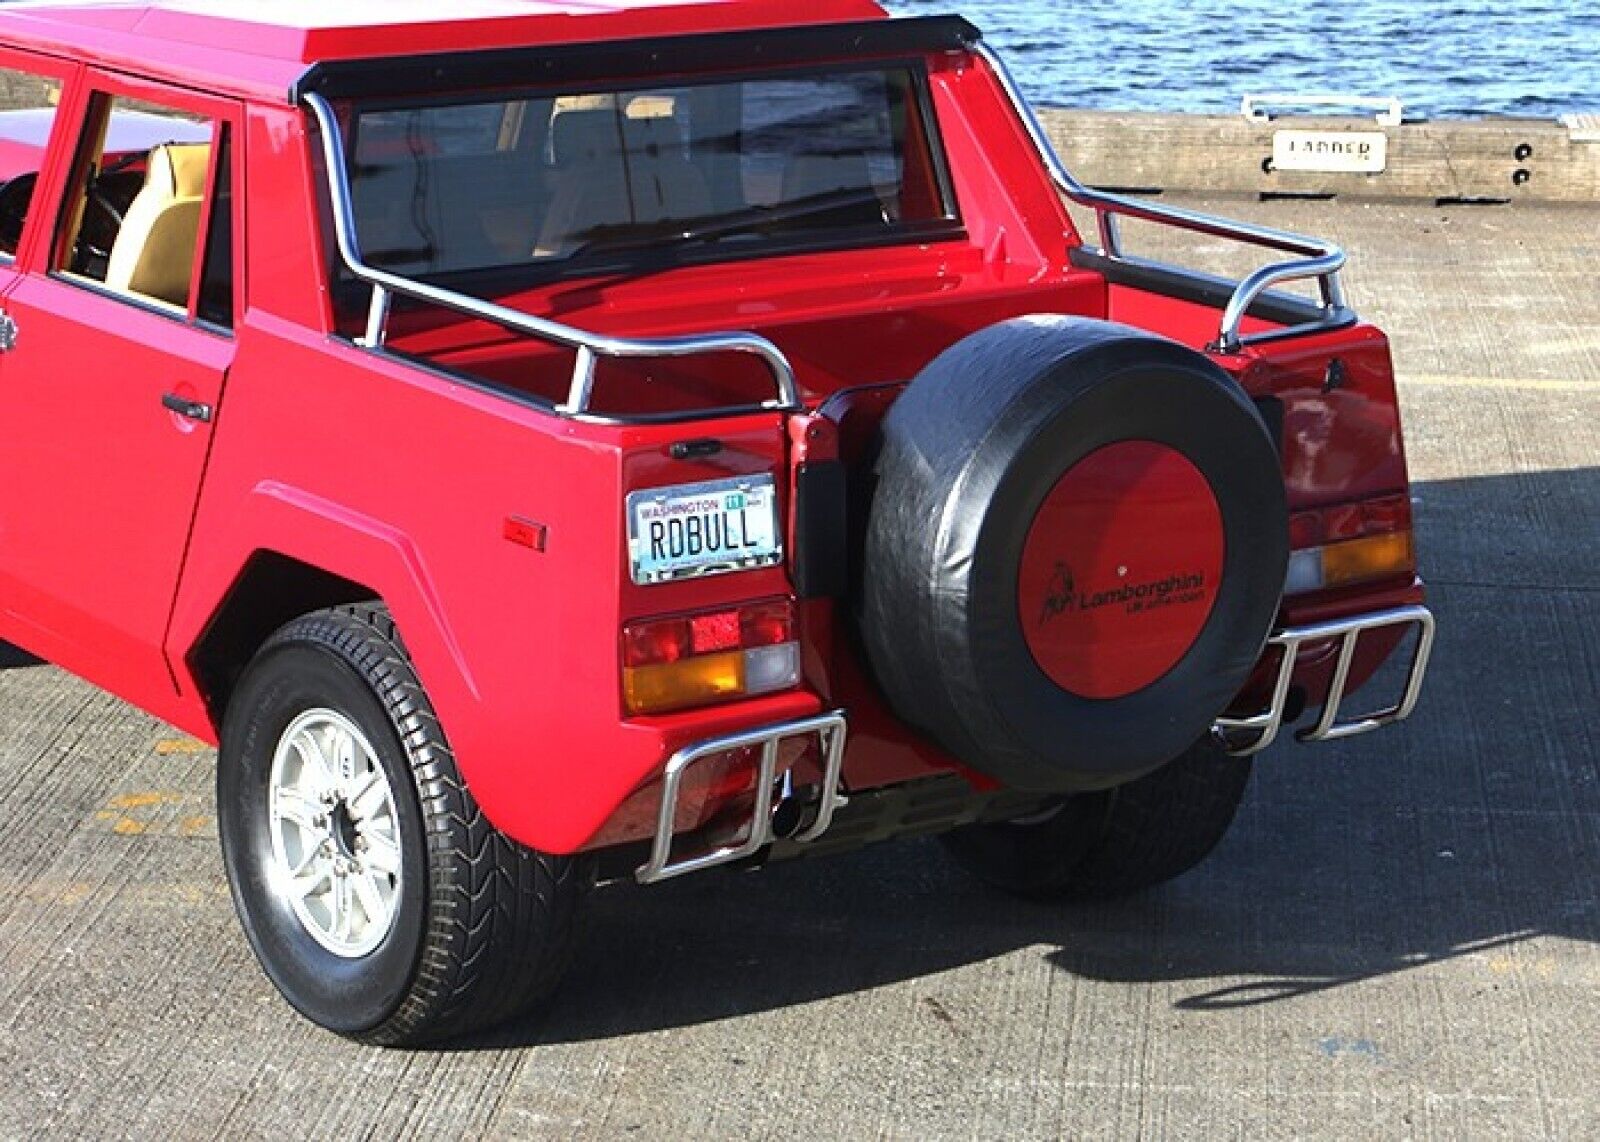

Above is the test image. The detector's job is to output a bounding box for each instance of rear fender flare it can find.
[168,480,477,742]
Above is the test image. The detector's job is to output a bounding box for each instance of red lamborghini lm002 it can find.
[0,0,1433,1044]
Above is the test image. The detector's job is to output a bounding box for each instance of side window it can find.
[195,129,233,328]
[0,65,65,257]
[55,94,223,317]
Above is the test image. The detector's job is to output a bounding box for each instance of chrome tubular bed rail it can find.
[636,711,848,885]
[975,43,1351,354]
[301,93,801,419]
[1216,605,1436,757]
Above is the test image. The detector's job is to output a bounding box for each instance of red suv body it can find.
[0,0,1434,1044]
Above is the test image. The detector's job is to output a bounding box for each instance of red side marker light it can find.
[504,516,548,551]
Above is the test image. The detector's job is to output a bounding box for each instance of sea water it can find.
[886,0,1600,119]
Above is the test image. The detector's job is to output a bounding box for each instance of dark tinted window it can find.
[346,66,956,279]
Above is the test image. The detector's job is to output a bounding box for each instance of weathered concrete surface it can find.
[1042,110,1600,203]
[0,197,1596,1141]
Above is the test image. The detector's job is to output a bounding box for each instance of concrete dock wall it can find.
[2,70,1594,204]
[1039,109,1600,203]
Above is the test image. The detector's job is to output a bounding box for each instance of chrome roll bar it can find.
[974,43,1351,353]
[300,93,801,418]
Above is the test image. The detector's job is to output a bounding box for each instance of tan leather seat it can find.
[534,110,710,258]
[628,115,711,225]
[104,142,211,307]
[780,147,887,227]
[534,110,629,258]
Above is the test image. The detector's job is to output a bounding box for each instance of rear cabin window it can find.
[344,66,957,280]
[0,65,65,257]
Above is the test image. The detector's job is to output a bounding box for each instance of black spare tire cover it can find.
[861,316,1287,792]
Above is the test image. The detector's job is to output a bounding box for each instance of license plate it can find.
[627,475,783,585]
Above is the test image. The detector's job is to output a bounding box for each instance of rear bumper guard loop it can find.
[635,711,848,884]
[1215,604,1436,756]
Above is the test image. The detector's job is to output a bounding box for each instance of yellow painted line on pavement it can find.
[178,815,212,838]
[92,791,214,839]
[106,791,183,810]
[155,737,210,755]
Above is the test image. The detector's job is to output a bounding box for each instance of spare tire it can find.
[861,316,1287,792]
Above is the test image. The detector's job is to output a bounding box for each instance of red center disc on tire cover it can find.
[1017,441,1225,700]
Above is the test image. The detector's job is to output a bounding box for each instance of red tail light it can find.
[739,598,794,647]
[689,610,742,654]
[623,598,801,714]
[1286,493,1416,593]
[622,617,692,667]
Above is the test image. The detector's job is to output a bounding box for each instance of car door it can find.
[0,70,239,714]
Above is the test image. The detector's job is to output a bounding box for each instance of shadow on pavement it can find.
[0,465,1579,1051]
[0,641,42,670]
[442,466,1598,1050]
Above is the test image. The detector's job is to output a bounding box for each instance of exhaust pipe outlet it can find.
[769,771,818,840]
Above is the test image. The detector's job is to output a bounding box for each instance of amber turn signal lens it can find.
[624,651,746,715]
[1286,530,1416,594]
[1321,530,1415,587]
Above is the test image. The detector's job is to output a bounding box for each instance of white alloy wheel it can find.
[267,708,404,958]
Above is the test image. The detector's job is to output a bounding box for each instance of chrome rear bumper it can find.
[634,605,1434,882]
[1215,604,1436,756]
[635,711,847,884]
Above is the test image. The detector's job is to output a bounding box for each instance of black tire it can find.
[862,316,1287,791]
[939,735,1253,900]
[217,603,582,1046]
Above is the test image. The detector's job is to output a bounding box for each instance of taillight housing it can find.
[622,598,801,715]
[1286,493,1416,594]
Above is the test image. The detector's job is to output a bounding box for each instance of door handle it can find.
[0,311,16,352]
[162,392,213,423]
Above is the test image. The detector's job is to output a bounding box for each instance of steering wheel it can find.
[91,184,125,230]
[72,150,154,267]
[75,185,126,263]
[0,174,38,256]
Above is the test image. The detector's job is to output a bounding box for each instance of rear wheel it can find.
[939,735,1253,900]
[217,603,583,1046]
